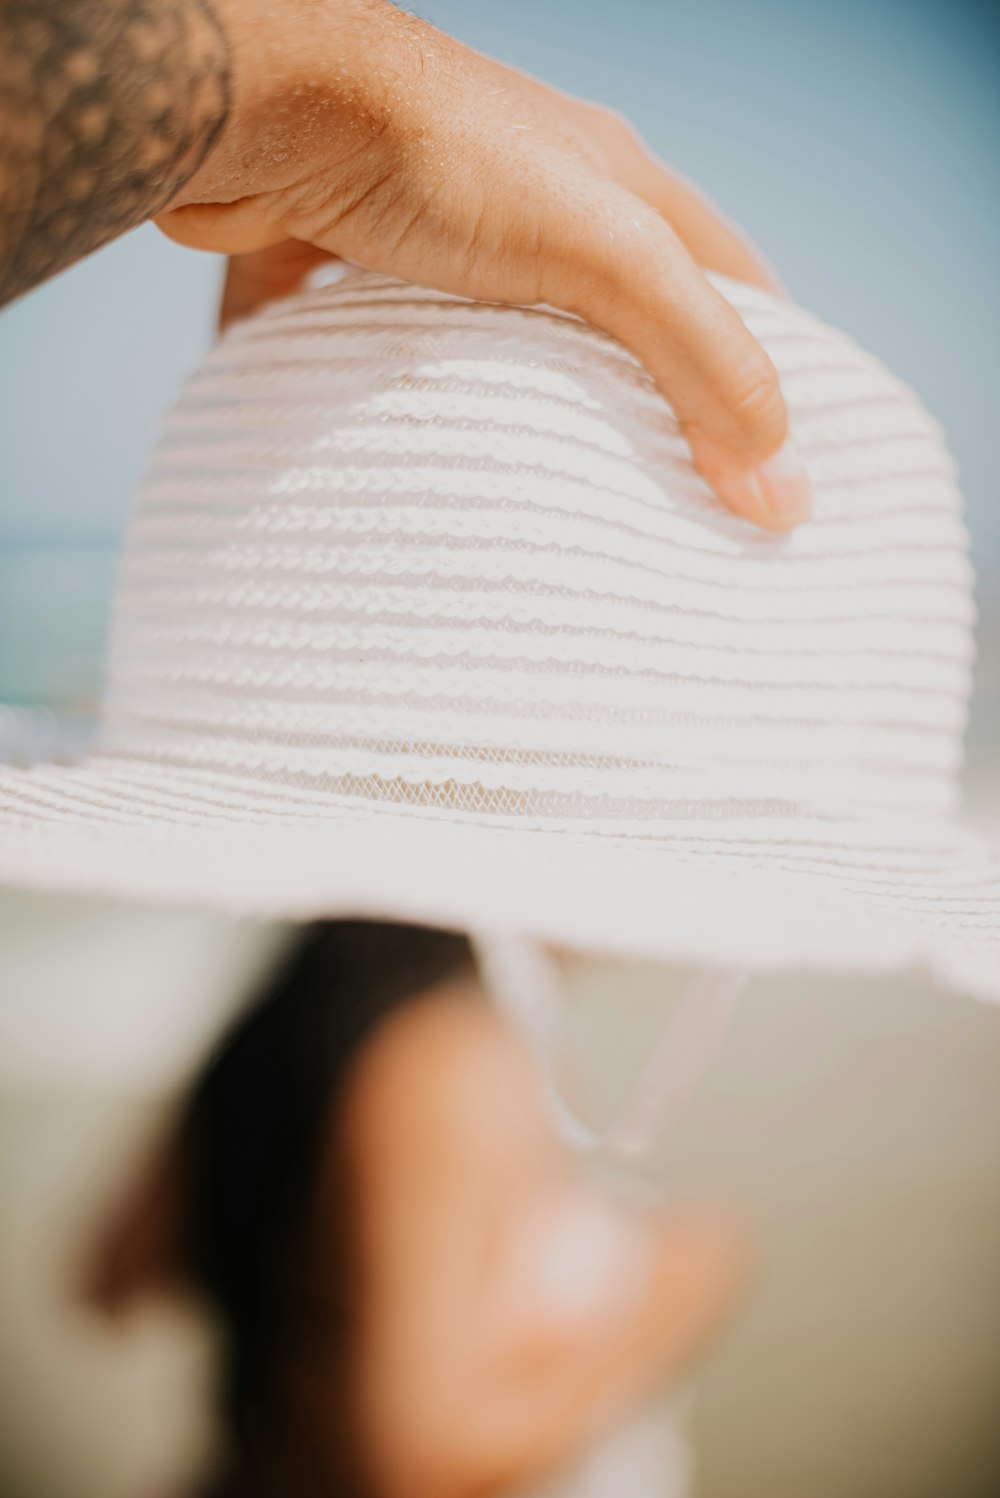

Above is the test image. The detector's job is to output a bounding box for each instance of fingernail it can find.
[756,438,812,524]
[714,439,812,528]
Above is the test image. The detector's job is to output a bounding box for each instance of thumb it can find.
[219,240,338,330]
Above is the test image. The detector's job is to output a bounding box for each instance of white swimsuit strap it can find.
[473,933,745,1162]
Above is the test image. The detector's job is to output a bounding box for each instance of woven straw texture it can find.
[0,270,997,998]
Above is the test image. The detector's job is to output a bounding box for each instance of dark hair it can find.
[181,919,475,1492]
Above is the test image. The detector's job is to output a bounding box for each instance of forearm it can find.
[0,0,232,305]
[0,0,379,307]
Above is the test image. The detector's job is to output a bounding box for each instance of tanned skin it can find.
[0,0,230,304]
[0,0,811,528]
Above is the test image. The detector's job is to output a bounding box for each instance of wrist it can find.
[173,0,418,214]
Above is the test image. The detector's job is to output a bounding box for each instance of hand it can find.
[339,989,750,1498]
[88,985,750,1498]
[158,0,810,532]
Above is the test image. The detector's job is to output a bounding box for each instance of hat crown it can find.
[103,271,974,827]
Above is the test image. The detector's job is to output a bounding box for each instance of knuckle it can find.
[583,100,640,148]
[561,216,640,314]
[580,192,663,273]
[725,354,787,450]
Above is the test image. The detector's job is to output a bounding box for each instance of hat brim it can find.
[0,757,997,1003]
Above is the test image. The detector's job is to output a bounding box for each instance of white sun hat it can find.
[0,269,997,1001]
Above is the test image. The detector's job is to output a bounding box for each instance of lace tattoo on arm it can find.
[0,0,231,307]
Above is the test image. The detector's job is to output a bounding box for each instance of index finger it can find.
[543,183,812,530]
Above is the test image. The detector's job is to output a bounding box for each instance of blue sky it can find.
[1,0,997,720]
